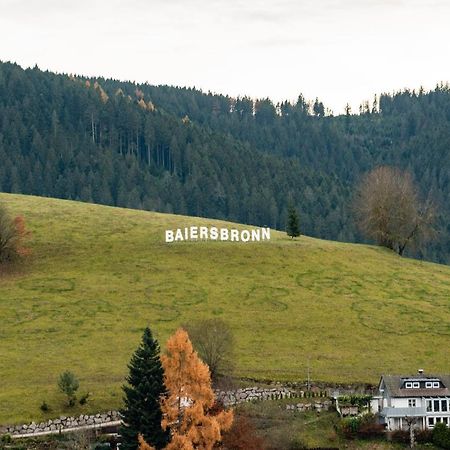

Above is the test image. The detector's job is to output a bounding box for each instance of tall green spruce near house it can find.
[120,327,169,450]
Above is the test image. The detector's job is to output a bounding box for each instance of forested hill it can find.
[0,61,449,263]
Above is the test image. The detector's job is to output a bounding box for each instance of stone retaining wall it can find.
[2,386,326,438]
[216,386,297,406]
[285,400,333,412]
[2,411,120,437]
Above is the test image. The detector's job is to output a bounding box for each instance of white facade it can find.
[375,373,450,431]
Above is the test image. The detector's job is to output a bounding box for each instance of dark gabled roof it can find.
[380,374,450,398]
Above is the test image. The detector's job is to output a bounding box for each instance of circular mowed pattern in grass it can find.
[241,286,289,312]
[143,281,207,322]
[351,298,450,335]
[145,281,207,306]
[144,303,181,322]
[18,277,75,293]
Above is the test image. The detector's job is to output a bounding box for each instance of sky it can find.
[0,0,449,114]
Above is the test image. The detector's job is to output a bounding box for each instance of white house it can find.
[373,371,450,431]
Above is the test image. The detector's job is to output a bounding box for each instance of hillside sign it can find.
[165,226,271,243]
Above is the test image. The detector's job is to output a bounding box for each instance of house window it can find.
[426,382,433,388]
[408,399,417,407]
[433,382,440,388]
[405,382,413,388]
[428,417,435,427]
[443,417,448,425]
[413,382,420,388]
[442,400,448,412]
[434,400,440,412]
[427,400,432,412]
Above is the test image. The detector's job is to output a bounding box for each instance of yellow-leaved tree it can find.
[139,328,233,450]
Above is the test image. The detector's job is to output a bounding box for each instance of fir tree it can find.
[120,327,169,450]
[286,204,301,239]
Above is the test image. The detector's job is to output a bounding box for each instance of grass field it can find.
[0,193,449,424]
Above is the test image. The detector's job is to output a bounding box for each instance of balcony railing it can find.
[381,407,426,417]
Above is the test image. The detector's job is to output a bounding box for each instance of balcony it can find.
[381,407,426,418]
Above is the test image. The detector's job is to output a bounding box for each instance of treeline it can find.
[0,62,350,239]
[0,61,449,262]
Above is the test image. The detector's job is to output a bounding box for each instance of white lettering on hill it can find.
[165,226,271,243]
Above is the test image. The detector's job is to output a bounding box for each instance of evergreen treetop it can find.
[120,326,169,450]
[286,204,301,239]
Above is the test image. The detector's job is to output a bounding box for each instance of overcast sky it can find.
[0,0,449,113]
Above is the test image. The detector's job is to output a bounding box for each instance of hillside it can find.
[1,193,449,424]
[1,61,450,263]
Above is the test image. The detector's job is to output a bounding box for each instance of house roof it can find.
[380,374,450,398]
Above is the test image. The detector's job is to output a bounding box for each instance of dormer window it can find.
[405,382,413,388]
[426,382,433,388]
[433,382,440,388]
[412,382,420,388]
[425,381,440,388]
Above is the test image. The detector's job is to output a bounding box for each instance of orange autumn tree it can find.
[138,434,155,450]
[139,328,233,450]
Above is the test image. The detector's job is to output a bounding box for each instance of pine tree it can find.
[286,204,301,239]
[120,327,169,450]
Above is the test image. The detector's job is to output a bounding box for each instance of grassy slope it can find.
[0,193,449,424]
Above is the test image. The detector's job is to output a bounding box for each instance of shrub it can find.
[416,428,433,444]
[339,413,383,440]
[79,392,90,405]
[337,394,372,410]
[40,400,50,412]
[93,444,110,450]
[357,421,385,439]
[222,414,267,450]
[433,422,450,449]
[58,371,79,406]
[339,417,361,439]
[390,429,409,444]
[0,434,12,443]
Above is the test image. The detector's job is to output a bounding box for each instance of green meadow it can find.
[0,193,449,424]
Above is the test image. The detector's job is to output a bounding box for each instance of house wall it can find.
[382,397,450,431]
[391,397,425,408]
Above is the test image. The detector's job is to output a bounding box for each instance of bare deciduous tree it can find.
[354,166,434,256]
[0,204,31,264]
[184,318,234,383]
[404,416,419,448]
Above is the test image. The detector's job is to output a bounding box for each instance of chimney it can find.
[418,369,424,375]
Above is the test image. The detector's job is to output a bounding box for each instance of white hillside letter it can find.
[190,226,198,240]
[241,230,250,242]
[165,230,174,243]
[251,229,261,241]
[262,227,271,240]
[220,228,229,241]
[199,226,208,240]
[210,227,219,240]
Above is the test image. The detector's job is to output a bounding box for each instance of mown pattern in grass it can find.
[242,286,289,312]
[18,277,76,293]
[352,298,450,335]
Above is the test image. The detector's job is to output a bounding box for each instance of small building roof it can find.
[380,374,450,398]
